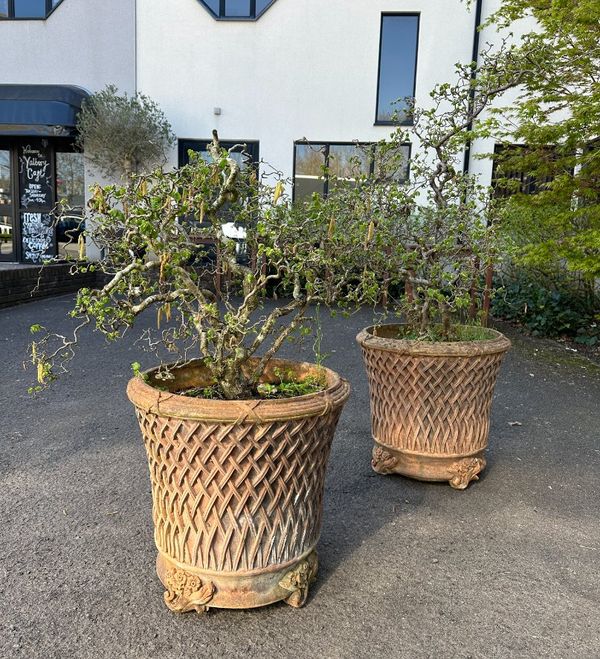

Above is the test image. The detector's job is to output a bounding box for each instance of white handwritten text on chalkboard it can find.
[19,144,53,209]
[21,211,54,263]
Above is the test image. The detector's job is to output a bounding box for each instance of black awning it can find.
[0,84,89,137]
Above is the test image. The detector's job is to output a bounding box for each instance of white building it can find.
[0,0,531,264]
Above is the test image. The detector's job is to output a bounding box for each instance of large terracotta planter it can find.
[127,357,350,612]
[356,325,510,489]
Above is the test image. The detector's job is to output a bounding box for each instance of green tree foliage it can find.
[76,85,176,180]
[489,0,600,282]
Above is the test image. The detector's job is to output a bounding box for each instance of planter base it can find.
[371,443,486,490]
[157,549,318,613]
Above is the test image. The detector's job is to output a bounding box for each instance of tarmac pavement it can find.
[1,294,599,659]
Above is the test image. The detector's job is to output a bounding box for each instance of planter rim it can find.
[356,323,511,357]
[127,357,350,423]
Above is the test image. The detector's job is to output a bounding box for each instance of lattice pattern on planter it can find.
[135,409,342,573]
[360,348,506,456]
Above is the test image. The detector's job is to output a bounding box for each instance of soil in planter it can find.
[177,370,326,401]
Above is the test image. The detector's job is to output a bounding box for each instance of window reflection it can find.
[185,140,258,172]
[0,150,11,206]
[0,215,13,255]
[256,0,273,14]
[328,144,371,192]
[56,151,85,259]
[294,144,326,200]
[198,0,276,19]
[178,139,259,266]
[1,0,63,18]
[56,151,84,209]
[13,0,47,18]
[225,0,251,17]
[294,142,411,201]
[374,144,411,183]
[377,15,419,124]
[203,0,220,14]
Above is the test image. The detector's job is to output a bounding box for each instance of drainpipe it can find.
[462,0,484,174]
[462,0,493,324]
[134,0,138,94]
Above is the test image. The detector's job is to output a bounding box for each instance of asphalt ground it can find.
[1,295,599,659]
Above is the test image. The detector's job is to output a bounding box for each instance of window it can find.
[178,138,259,169]
[294,143,327,201]
[293,141,410,201]
[178,139,260,265]
[56,150,85,259]
[197,0,277,20]
[376,14,420,125]
[1,0,63,19]
[0,149,13,257]
[0,149,11,207]
[492,145,557,198]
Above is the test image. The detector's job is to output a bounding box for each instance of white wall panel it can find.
[137,0,479,176]
[3,0,136,94]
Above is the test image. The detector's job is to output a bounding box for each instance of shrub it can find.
[492,267,599,344]
[29,133,375,397]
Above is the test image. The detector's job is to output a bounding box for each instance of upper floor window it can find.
[376,14,420,125]
[198,0,277,20]
[293,141,410,201]
[0,0,63,19]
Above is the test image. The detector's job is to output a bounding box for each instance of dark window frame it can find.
[375,12,420,127]
[292,140,412,202]
[1,0,64,20]
[197,0,277,21]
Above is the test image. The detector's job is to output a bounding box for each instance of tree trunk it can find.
[218,360,255,400]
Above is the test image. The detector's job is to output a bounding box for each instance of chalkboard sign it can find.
[19,143,53,209]
[20,211,55,264]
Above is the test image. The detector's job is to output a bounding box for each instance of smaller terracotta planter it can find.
[127,357,350,612]
[356,325,511,489]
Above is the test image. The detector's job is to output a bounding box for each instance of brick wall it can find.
[0,264,101,308]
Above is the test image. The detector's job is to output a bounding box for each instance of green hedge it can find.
[492,268,599,345]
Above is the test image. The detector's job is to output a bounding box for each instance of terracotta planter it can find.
[127,357,350,612]
[356,325,510,489]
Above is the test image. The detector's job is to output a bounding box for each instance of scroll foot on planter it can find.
[280,552,318,609]
[371,446,398,474]
[163,567,215,614]
[448,457,486,490]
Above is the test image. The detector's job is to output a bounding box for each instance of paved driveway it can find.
[1,295,599,659]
